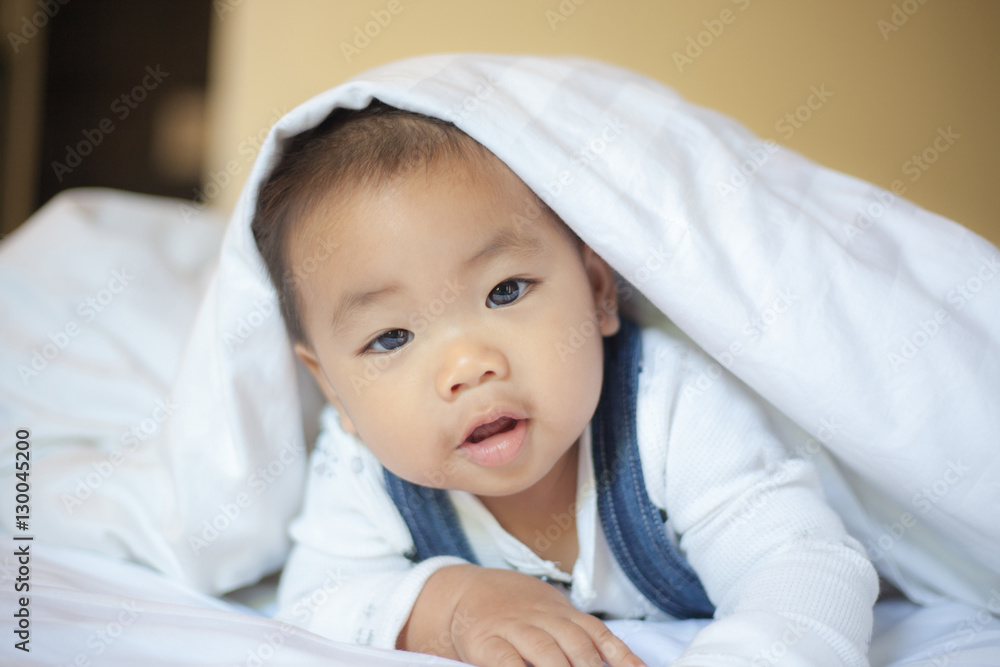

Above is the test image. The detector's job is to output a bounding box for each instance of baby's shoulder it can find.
[635,321,761,414]
[313,403,383,479]
[637,322,713,380]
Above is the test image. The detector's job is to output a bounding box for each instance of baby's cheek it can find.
[547,340,603,426]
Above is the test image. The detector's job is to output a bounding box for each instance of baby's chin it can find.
[469,444,581,499]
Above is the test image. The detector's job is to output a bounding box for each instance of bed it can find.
[2,53,999,665]
[3,529,1000,665]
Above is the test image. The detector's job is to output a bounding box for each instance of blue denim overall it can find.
[383,319,715,619]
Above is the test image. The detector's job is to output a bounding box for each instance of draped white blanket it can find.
[0,53,998,657]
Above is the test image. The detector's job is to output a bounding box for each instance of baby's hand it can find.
[400,565,646,667]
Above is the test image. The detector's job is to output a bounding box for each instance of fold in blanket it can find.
[1,55,997,608]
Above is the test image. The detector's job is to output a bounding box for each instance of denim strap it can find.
[383,472,479,564]
[592,318,715,619]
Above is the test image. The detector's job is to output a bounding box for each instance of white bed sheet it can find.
[2,538,998,666]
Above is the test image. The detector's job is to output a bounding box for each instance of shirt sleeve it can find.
[274,405,467,649]
[637,327,879,667]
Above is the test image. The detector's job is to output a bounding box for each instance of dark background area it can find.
[34,0,211,208]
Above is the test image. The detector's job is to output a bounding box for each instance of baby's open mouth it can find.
[458,414,527,467]
[465,416,518,444]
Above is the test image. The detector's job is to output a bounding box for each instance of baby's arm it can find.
[278,406,644,666]
[645,329,878,666]
[275,408,467,646]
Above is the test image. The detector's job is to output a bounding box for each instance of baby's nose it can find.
[436,341,509,399]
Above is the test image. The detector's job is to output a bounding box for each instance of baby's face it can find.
[291,153,618,499]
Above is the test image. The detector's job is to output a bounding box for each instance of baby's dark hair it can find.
[251,100,499,347]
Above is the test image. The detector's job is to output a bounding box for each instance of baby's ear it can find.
[581,245,621,337]
[293,342,358,435]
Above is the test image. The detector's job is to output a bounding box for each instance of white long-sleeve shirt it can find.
[276,325,878,665]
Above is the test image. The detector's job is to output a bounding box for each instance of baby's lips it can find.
[458,408,527,447]
[456,418,527,467]
[466,415,518,444]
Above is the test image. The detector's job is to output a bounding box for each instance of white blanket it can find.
[2,537,999,666]
[0,53,998,643]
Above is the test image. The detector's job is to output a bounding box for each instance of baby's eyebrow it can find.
[329,284,401,336]
[462,229,545,270]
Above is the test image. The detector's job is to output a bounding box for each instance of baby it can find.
[253,101,878,666]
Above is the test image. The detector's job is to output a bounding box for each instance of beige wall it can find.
[204,0,1000,246]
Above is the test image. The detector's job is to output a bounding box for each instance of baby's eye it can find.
[486,278,535,308]
[366,329,413,353]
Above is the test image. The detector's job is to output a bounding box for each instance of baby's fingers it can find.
[576,615,647,667]
[544,619,611,667]
[508,626,573,667]
[473,633,545,667]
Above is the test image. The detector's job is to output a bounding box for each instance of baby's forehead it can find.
[302,150,540,228]
[288,143,584,286]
